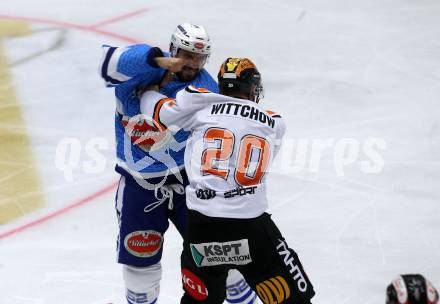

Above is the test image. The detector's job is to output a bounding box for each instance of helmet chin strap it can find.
[251,85,262,103]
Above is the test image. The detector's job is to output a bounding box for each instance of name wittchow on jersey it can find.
[210,102,276,129]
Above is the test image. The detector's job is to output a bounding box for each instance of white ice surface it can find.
[0,0,439,303]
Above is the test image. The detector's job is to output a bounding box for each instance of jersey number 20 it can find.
[201,127,270,186]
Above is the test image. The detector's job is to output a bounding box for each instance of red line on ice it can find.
[0,181,118,240]
[0,15,141,43]
[88,7,151,29]
[0,14,144,240]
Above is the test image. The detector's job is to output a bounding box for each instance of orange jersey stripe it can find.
[153,97,175,131]
[187,85,211,93]
[265,110,281,118]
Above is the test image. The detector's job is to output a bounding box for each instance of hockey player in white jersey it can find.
[140,58,315,303]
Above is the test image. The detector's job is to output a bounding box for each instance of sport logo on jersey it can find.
[121,114,171,152]
[224,186,257,198]
[190,239,252,267]
[124,230,163,257]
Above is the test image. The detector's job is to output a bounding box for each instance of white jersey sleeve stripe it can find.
[100,46,132,86]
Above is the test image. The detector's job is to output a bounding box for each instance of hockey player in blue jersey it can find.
[100,23,257,304]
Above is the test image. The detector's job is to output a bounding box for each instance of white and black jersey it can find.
[141,86,285,219]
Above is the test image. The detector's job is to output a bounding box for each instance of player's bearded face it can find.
[175,49,208,82]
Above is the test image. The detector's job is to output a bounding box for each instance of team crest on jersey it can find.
[121,114,171,152]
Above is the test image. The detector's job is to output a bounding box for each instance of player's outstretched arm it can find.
[100,44,164,87]
[140,88,210,132]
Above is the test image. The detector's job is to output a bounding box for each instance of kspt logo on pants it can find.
[190,239,252,267]
[181,268,208,300]
[256,276,291,304]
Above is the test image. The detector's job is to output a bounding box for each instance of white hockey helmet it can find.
[170,23,211,57]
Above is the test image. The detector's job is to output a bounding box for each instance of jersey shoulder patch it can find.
[185,85,212,94]
[265,110,282,118]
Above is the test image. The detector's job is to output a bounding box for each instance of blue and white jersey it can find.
[100,44,218,179]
